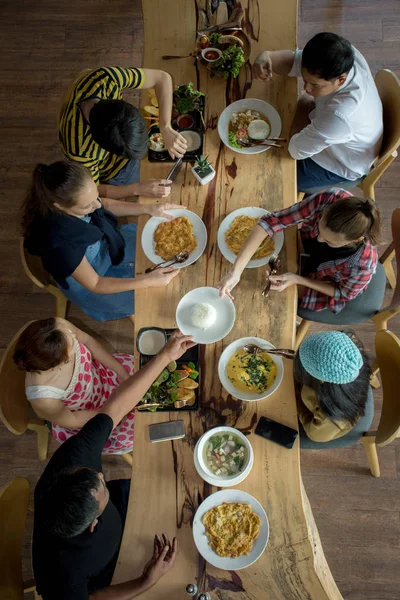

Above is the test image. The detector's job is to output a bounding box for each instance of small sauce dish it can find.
[136,327,167,356]
[201,47,222,63]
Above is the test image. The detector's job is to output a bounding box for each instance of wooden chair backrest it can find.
[386,208,400,312]
[375,330,400,445]
[58,68,92,127]
[375,69,400,166]
[0,477,30,600]
[0,322,35,435]
[20,238,50,289]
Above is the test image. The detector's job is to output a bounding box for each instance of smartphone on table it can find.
[159,158,183,187]
[255,416,298,450]
[148,420,185,443]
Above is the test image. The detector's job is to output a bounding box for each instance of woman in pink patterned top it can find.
[14,317,138,454]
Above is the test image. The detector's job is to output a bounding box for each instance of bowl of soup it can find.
[217,98,281,155]
[195,426,254,486]
[218,337,284,401]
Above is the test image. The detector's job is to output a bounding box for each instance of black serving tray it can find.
[138,328,200,412]
[147,96,206,163]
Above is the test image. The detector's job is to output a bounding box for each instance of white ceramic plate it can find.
[192,489,269,570]
[218,98,282,155]
[141,209,207,268]
[218,337,284,401]
[176,287,236,345]
[194,437,254,488]
[217,207,284,268]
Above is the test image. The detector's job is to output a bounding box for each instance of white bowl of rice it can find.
[218,98,282,154]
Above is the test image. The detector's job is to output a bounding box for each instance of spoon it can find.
[248,136,287,143]
[243,344,296,360]
[262,255,281,297]
[145,251,189,274]
[238,139,282,149]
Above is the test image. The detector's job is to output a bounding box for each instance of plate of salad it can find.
[138,360,200,412]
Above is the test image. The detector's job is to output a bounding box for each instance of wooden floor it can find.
[0,1,399,598]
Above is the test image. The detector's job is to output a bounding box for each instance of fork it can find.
[262,253,280,297]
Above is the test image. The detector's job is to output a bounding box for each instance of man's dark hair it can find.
[90,99,149,160]
[294,330,370,426]
[37,467,101,538]
[302,32,355,81]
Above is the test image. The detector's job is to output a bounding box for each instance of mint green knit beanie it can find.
[299,331,363,384]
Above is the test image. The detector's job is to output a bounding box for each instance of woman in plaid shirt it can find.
[218,189,381,314]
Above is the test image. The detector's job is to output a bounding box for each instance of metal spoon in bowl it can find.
[243,343,296,360]
[145,251,189,274]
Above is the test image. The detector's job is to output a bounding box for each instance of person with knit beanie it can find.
[294,330,371,442]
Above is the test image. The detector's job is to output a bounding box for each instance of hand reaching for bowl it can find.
[253,51,273,81]
[147,203,187,220]
[217,269,241,300]
[161,125,188,159]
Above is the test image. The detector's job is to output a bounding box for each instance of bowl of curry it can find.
[218,337,284,401]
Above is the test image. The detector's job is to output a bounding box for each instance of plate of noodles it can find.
[218,207,284,268]
[192,489,269,570]
[141,209,207,268]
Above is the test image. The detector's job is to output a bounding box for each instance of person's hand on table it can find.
[141,534,178,587]
[162,330,196,361]
[269,272,299,292]
[217,269,241,299]
[147,203,187,220]
[143,267,180,288]
[137,179,173,199]
[161,125,188,159]
[253,51,273,81]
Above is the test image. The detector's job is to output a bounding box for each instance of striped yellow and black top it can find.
[59,67,145,184]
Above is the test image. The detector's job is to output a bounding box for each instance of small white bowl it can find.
[195,426,254,487]
[201,47,222,62]
[217,98,282,155]
[218,337,284,401]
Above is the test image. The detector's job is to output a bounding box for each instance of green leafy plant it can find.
[195,155,213,178]
[173,82,204,114]
[212,45,245,79]
[228,131,241,149]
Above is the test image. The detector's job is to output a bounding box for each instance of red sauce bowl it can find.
[201,47,222,63]
[177,114,194,129]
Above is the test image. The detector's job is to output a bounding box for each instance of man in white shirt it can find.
[253,33,383,192]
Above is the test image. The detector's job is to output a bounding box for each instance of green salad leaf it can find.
[211,45,245,79]
[228,131,241,149]
[174,82,204,114]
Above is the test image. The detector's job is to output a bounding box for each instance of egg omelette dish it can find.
[225,215,274,259]
[154,216,197,261]
[202,502,261,558]
[227,349,278,394]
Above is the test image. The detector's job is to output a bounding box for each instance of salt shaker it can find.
[186,584,198,596]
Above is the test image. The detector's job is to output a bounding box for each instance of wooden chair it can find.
[295,207,400,352]
[20,239,69,319]
[360,330,400,477]
[0,477,37,599]
[0,321,134,465]
[0,322,50,462]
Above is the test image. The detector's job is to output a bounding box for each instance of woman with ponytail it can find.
[217,189,381,313]
[22,161,182,321]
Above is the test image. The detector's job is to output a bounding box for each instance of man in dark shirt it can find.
[32,331,195,599]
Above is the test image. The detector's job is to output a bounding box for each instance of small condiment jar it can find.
[186,583,198,596]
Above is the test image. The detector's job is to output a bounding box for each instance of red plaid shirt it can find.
[258,189,378,313]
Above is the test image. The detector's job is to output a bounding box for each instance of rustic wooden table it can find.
[113,1,343,598]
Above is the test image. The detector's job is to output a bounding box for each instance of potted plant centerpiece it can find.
[192,155,216,185]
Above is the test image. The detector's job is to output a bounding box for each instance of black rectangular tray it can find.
[138,329,200,412]
[147,96,205,163]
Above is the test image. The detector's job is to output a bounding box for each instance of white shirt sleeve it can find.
[288,110,352,160]
[288,49,303,77]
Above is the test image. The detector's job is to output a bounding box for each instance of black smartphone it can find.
[159,157,183,186]
[254,416,298,450]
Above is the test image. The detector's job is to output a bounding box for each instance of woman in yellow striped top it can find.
[59,66,187,199]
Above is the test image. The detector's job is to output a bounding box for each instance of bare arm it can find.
[269,273,336,297]
[60,318,129,381]
[71,257,178,295]
[90,535,178,600]
[31,397,100,429]
[217,225,268,298]
[253,50,295,80]
[101,197,183,220]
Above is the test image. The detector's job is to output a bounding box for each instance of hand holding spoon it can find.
[145,251,189,274]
